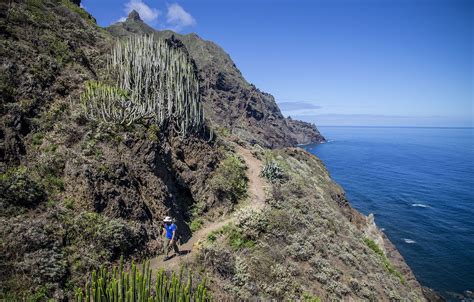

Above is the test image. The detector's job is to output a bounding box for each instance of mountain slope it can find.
[0,1,437,301]
[1,1,222,299]
[108,12,325,148]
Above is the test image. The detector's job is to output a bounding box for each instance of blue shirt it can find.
[164,223,177,239]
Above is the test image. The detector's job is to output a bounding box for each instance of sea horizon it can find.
[316,125,474,129]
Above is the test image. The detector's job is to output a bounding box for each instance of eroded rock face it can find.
[286,117,326,145]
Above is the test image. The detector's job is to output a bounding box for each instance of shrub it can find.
[31,132,44,145]
[206,224,254,251]
[235,208,268,239]
[260,160,286,183]
[44,175,65,191]
[190,218,203,233]
[209,153,248,203]
[70,212,141,260]
[228,228,255,250]
[0,166,45,207]
[216,224,255,250]
[286,234,314,261]
[232,256,253,299]
[207,232,217,242]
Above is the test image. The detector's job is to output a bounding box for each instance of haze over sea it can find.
[304,126,474,300]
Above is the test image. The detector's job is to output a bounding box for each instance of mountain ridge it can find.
[108,11,325,148]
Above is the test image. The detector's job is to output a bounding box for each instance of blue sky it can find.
[82,0,473,127]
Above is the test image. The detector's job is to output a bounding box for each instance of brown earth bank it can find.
[0,1,442,301]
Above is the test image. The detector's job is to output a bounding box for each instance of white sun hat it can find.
[163,216,172,222]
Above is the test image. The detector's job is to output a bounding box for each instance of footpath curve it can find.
[148,145,266,271]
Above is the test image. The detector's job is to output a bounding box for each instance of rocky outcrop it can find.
[107,12,325,148]
[286,117,326,145]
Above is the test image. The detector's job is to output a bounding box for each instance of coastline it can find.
[304,127,473,301]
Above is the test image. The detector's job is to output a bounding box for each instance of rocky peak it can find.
[127,10,142,22]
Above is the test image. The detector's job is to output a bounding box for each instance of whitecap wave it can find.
[411,203,430,208]
[404,239,416,244]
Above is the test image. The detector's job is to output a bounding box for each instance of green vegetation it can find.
[207,224,255,251]
[260,160,286,183]
[31,133,44,145]
[209,153,248,203]
[44,174,65,191]
[60,0,95,24]
[48,38,70,65]
[227,227,255,250]
[215,127,231,138]
[363,238,405,284]
[0,166,45,207]
[75,257,209,301]
[80,35,205,136]
[26,0,54,24]
[363,238,384,256]
[66,212,141,263]
[190,218,204,233]
[302,292,321,302]
[64,197,75,209]
[147,124,159,141]
[207,232,217,242]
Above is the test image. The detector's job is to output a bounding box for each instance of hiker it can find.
[162,216,180,260]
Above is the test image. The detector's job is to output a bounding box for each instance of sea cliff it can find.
[0,1,435,300]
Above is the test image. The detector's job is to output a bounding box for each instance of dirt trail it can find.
[148,145,265,271]
[236,146,266,210]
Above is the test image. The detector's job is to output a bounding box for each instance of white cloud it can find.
[113,1,196,31]
[166,3,196,31]
[123,0,161,23]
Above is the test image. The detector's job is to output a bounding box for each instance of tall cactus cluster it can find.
[80,35,204,136]
[75,257,209,302]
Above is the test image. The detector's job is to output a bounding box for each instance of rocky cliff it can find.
[1,1,433,301]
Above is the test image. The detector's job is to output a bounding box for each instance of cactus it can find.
[80,35,205,137]
[75,256,209,301]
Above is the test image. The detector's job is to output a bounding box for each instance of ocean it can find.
[303,126,474,300]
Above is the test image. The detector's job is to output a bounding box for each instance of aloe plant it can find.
[260,160,286,183]
[75,256,209,302]
[81,35,205,137]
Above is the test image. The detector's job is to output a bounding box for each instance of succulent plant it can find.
[75,256,209,301]
[80,35,205,137]
[260,161,286,183]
